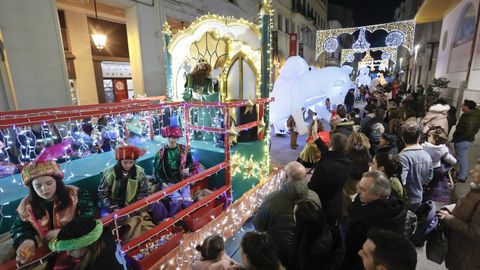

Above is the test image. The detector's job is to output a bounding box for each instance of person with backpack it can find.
[290,200,344,270]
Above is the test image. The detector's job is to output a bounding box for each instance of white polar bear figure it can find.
[270,56,354,135]
[356,67,371,87]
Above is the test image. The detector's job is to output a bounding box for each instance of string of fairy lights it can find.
[158,168,284,269]
[316,19,416,59]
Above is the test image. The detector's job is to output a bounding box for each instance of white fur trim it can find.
[429,104,450,112]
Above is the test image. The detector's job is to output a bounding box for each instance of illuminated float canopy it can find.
[164,15,262,101]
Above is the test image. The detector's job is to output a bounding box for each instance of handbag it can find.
[426,222,448,264]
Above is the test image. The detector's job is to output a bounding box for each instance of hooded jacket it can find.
[341,196,407,270]
[253,180,320,267]
[421,104,450,133]
[421,142,456,168]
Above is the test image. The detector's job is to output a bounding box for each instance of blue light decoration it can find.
[352,27,371,53]
[385,31,405,47]
[323,37,339,53]
[381,51,392,60]
[346,53,355,62]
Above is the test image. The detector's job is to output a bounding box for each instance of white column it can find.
[0,0,71,109]
[64,10,99,105]
[125,0,165,97]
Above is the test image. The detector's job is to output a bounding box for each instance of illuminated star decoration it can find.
[244,99,255,115]
[257,158,270,182]
[230,153,242,176]
[227,123,240,145]
[243,156,257,178]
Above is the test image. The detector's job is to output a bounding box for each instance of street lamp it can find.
[414,44,420,61]
[91,0,107,50]
[412,44,421,91]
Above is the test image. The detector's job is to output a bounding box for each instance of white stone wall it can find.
[0,0,71,110]
[436,0,480,103]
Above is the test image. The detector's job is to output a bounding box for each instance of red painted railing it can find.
[0,97,273,270]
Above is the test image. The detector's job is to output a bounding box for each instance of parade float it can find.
[0,1,279,269]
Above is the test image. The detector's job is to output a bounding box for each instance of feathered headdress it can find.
[21,139,72,186]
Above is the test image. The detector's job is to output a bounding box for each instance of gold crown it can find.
[21,160,64,187]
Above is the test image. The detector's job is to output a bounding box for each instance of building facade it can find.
[0,0,328,111]
[434,0,480,105]
[394,0,442,92]
[272,0,328,70]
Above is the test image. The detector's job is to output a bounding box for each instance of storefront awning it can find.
[414,0,462,23]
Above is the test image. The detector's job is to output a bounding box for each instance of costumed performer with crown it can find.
[9,141,94,266]
[98,145,159,241]
[154,111,194,217]
[97,145,149,216]
[183,59,218,141]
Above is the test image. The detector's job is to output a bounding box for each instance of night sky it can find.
[329,0,405,26]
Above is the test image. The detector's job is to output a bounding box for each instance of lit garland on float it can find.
[156,167,285,269]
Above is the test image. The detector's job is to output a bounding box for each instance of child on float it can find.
[49,217,126,270]
[10,146,94,266]
[98,145,149,217]
[421,126,457,205]
[190,234,241,270]
[153,113,195,218]
[98,145,162,241]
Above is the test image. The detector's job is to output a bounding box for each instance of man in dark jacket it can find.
[362,108,387,138]
[341,171,407,270]
[253,161,320,268]
[344,89,355,113]
[452,99,480,182]
[309,133,351,227]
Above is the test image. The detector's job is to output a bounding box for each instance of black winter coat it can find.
[291,227,345,270]
[309,139,352,227]
[253,180,321,268]
[341,196,407,270]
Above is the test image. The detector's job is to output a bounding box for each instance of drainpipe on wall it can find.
[460,1,480,110]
